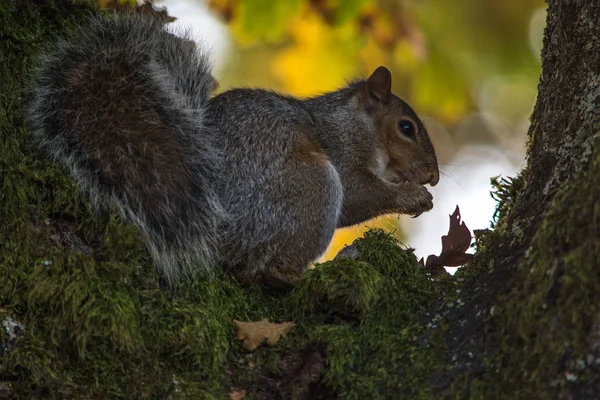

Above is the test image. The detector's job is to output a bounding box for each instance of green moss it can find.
[290,231,447,398]
[452,228,497,282]
[490,173,526,231]
[467,133,600,399]
[1,1,452,398]
[288,259,383,319]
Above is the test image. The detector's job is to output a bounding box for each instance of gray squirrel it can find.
[27,11,439,286]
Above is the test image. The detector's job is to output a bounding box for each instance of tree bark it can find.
[433,0,600,397]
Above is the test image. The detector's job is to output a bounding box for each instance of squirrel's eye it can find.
[398,119,416,138]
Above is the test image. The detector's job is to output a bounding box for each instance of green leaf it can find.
[232,0,303,43]
[332,0,372,25]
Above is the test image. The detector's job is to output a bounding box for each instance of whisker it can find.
[440,172,459,185]
[437,169,470,191]
[440,162,476,169]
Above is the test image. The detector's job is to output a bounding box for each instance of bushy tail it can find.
[27,13,224,281]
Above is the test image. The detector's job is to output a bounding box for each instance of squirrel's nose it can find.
[418,169,439,186]
[428,169,440,186]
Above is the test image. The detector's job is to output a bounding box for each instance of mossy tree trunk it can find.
[433,0,600,397]
[1,0,599,399]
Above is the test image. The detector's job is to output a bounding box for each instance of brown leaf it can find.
[137,0,177,23]
[234,318,295,351]
[418,205,473,275]
[229,389,247,400]
[101,0,177,23]
[98,0,129,10]
[207,0,234,23]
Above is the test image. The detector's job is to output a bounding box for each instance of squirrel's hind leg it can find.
[237,146,343,287]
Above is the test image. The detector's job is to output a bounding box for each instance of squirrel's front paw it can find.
[396,182,433,217]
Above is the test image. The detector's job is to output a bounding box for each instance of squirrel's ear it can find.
[366,66,392,103]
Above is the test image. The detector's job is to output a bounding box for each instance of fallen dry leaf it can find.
[229,389,247,400]
[418,205,473,275]
[234,318,295,351]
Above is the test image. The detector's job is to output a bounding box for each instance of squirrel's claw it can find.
[411,211,424,218]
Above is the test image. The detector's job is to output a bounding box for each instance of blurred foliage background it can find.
[103,0,546,262]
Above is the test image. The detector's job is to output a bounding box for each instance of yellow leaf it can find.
[234,319,295,351]
[273,13,360,96]
[392,40,420,73]
[320,216,403,261]
[359,38,387,73]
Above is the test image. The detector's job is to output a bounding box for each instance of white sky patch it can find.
[401,145,522,272]
[156,0,231,73]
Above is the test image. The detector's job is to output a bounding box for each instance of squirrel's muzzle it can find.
[427,169,440,186]
[415,164,439,187]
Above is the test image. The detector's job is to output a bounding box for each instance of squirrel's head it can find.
[360,66,439,187]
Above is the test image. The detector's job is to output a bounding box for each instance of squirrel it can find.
[27,11,439,286]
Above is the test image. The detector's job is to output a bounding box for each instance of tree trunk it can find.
[0,0,599,399]
[434,0,600,397]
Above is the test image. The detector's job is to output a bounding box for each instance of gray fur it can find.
[27,13,222,282]
[27,13,438,285]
